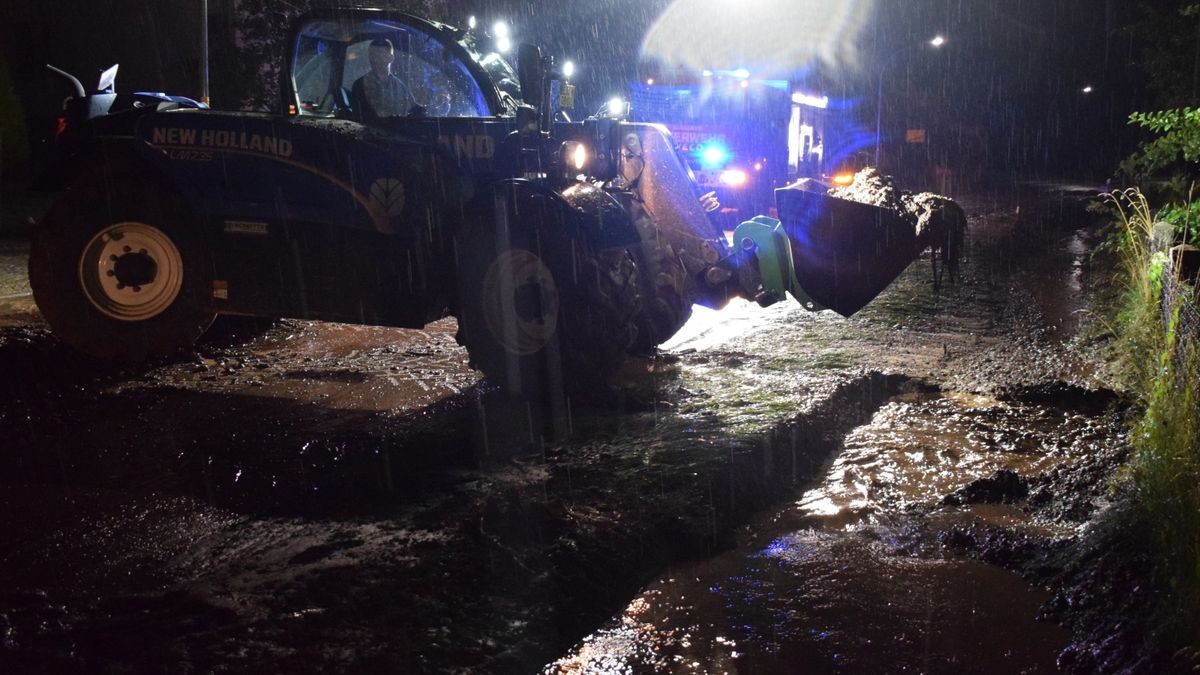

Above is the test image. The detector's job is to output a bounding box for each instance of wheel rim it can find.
[481,249,559,356]
[78,221,185,322]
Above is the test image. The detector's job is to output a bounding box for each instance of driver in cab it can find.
[350,38,414,122]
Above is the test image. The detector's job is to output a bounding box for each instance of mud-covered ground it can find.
[0,184,1168,673]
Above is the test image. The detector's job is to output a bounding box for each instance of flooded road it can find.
[0,184,1132,673]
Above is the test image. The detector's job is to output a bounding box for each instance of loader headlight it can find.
[562,141,589,172]
[719,169,749,187]
[605,96,629,119]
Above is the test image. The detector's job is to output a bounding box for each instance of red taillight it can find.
[55,116,68,137]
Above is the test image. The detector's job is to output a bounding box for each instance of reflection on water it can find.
[547,392,1104,673]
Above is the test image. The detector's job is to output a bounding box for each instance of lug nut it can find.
[705,267,733,285]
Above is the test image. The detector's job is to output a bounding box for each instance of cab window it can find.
[291,18,492,119]
[342,26,490,118]
[293,35,336,115]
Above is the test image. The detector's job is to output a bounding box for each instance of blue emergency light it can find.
[698,141,731,168]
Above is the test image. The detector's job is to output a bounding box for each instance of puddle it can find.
[547,389,1121,673]
[548,538,1064,674]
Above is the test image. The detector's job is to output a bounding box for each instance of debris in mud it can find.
[937,519,1072,574]
[1042,499,1185,675]
[827,167,967,249]
[827,167,906,211]
[942,469,1029,505]
[998,381,1125,416]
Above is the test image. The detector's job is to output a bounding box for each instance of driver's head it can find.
[367,38,394,76]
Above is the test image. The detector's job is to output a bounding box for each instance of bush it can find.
[1157,199,1200,246]
[1120,108,1200,245]
[1128,109,1200,173]
[1132,301,1200,649]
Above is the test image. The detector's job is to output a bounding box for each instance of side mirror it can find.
[517,43,544,109]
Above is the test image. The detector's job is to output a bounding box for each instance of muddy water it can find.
[547,390,1115,673]
[188,318,477,412]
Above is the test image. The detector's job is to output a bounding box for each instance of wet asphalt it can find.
[0,183,1129,673]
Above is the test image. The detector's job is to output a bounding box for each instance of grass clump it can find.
[1104,190,1169,388]
[1105,188,1200,651]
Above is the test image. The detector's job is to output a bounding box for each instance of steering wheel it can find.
[421,90,452,117]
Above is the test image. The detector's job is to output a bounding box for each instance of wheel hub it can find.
[111,249,159,289]
[481,249,559,356]
[78,221,185,322]
[512,277,550,325]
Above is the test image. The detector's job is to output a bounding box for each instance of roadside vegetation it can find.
[1104,102,1200,657]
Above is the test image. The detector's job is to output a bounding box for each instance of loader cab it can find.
[287,10,510,120]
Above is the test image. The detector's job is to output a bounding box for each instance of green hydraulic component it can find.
[732,216,824,312]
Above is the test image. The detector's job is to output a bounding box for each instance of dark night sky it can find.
[0,0,1161,178]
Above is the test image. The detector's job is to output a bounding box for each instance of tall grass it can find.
[1106,188,1200,650]
[1105,190,1167,389]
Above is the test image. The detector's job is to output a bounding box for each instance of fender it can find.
[557,181,642,249]
[34,109,193,198]
[36,137,209,234]
[485,179,641,250]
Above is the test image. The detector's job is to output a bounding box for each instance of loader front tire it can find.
[29,171,215,361]
[626,199,692,353]
[455,193,639,400]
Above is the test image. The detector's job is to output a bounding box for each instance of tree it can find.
[0,53,29,173]
[1133,1,1200,110]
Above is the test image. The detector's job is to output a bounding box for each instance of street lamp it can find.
[875,35,946,165]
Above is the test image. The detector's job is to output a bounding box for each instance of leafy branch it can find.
[1129,108,1200,174]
